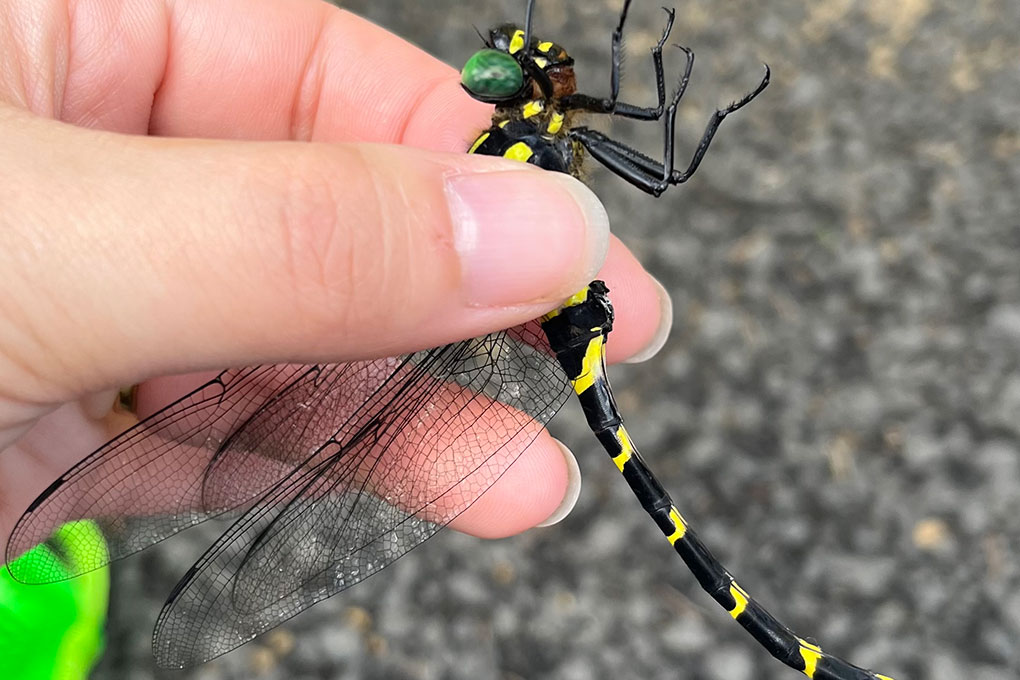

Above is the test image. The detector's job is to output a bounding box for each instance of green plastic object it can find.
[1,521,110,680]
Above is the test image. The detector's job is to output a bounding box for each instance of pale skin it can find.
[0,0,671,555]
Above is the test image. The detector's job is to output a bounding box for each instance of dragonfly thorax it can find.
[461,26,577,106]
[490,25,577,100]
[463,28,582,174]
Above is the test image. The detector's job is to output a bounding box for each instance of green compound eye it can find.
[461,49,525,100]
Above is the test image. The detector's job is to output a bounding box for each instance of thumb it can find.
[0,106,609,402]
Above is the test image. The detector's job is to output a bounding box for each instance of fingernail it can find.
[536,438,582,527]
[446,171,609,307]
[625,277,673,364]
[79,388,119,420]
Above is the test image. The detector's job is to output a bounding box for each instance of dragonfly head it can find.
[461,24,576,104]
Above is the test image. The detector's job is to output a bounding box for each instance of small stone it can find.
[912,518,951,551]
[490,560,516,585]
[344,606,373,634]
[247,646,277,675]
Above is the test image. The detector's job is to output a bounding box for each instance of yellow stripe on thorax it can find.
[547,112,565,134]
[468,132,490,154]
[509,30,525,54]
[523,100,544,118]
[504,142,534,163]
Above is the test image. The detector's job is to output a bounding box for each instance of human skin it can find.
[0,0,670,554]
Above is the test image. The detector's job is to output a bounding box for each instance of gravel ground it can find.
[92,1,1020,679]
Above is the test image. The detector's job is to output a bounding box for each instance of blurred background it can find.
[89,0,1019,679]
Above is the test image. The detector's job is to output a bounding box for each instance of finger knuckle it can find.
[268,149,396,338]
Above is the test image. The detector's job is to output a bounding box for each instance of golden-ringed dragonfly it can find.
[461,2,892,678]
[4,1,894,678]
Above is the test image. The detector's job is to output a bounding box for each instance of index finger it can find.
[65,0,491,149]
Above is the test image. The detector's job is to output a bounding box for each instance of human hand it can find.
[0,0,671,555]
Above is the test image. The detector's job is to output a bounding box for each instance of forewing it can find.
[152,327,569,667]
[196,357,406,511]
[6,361,403,583]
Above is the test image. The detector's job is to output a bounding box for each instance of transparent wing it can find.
[151,325,569,668]
[6,359,411,582]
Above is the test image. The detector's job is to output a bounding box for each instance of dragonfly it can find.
[6,1,895,678]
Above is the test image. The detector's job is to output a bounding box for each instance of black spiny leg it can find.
[560,1,676,121]
[570,45,695,195]
[572,63,771,196]
[522,0,537,47]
